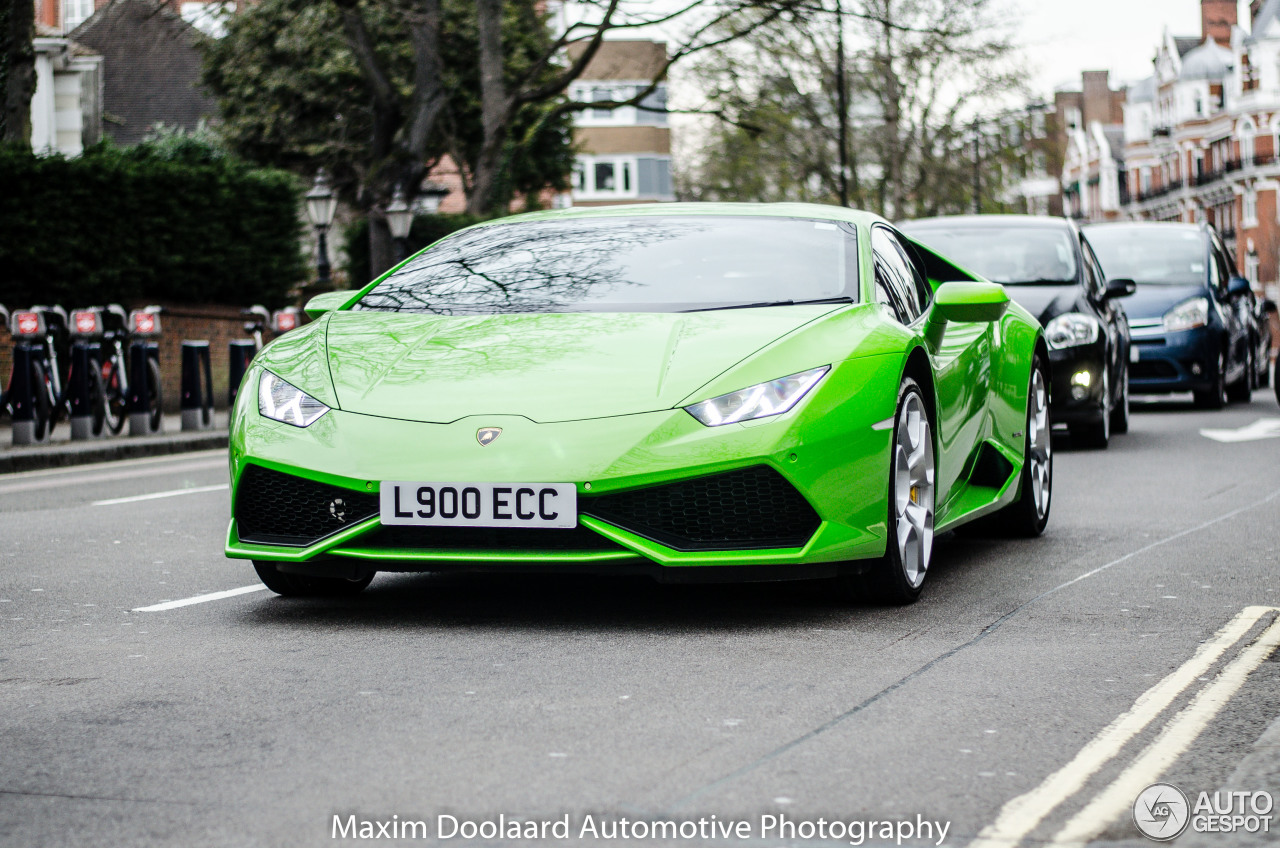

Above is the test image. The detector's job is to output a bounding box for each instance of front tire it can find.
[1109,366,1130,434]
[253,561,373,597]
[856,378,936,605]
[1194,350,1228,409]
[995,355,1052,537]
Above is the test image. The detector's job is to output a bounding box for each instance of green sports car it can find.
[226,203,1051,603]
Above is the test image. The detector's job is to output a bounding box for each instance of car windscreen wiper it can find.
[683,296,854,313]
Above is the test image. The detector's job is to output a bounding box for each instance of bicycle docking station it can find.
[68,340,104,440]
[180,341,215,431]
[9,343,42,446]
[126,307,164,437]
[228,339,257,408]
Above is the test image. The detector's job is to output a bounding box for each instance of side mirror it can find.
[931,281,1010,324]
[304,290,357,320]
[1104,277,1137,299]
[1227,276,1252,297]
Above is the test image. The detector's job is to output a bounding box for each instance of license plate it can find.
[1130,346,1140,363]
[380,482,577,529]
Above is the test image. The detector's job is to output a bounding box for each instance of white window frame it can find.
[63,0,95,29]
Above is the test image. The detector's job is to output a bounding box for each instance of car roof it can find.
[1082,220,1205,233]
[903,214,1076,231]
[483,202,891,229]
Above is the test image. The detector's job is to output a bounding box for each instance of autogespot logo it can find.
[1134,783,1191,841]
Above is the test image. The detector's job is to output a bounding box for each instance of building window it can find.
[591,87,614,119]
[594,161,616,191]
[1244,186,1258,226]
[63,0,95,29]
[1246,253,1260,286]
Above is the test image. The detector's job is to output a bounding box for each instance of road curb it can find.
[0,431,228,474]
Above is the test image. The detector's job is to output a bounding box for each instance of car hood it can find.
[324,307,839,424]
[1000,284,1083,325]
[1122,284,1207,321]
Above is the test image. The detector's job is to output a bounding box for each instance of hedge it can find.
[0,144,307,309]
[342,212,490,288]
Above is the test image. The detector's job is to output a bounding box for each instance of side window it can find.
[871,227,922,323]
[1208,240,1228,294]
[895,236,934,312]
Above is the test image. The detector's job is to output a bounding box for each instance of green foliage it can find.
[0,142,306,308]
[200,0,574,212]
[342,212,487,287]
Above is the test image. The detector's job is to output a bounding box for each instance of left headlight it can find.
[685,366,829,427]
[258,371,330,427]
[1045,312,1100,349]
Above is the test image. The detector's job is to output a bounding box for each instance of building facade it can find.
[1122,0,1280,301]
[1059,71,1128,222]
[566,40,674,207]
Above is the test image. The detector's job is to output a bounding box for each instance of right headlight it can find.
[1162,297,1209,332]
[685,366,829,427]
[258,371,330,427]
[1045,313,1100,349]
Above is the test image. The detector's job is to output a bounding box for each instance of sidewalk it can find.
[0,411,229,473]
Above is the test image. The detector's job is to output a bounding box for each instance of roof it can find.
[1082,221,1203,233]
[902,215,1075,232]
[1128,75,1157,103]
[1174,36,1202,57]
[1180,39,1233,81]
[493,201,890,228]
[70,0,215,146]
[567,40,669,82]
[1248,0,1280,43]
[1103,127,1126,158]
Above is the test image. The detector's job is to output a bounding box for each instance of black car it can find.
[1084,222,1254,408]
[902,215,1133,448]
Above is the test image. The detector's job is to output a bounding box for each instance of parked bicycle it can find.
[8,305,72,440]
[243,305,271,353]
[0,303,9,416]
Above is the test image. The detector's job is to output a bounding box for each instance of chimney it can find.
[1202,0,1237,45]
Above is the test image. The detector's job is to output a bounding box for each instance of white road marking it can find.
[132,585,266,612]
[1049,610,1280,847]
[1200,417,1280,443]
[970,605,1280,848]
[0,455,226,495]
[93,484,228,506]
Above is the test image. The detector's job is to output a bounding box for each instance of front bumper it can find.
[1128,327,1216,394]
[226,362,899,572]
[1047,341,1108,425]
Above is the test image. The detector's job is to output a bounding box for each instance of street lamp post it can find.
[305,169,338,289]
[385,186,413,264]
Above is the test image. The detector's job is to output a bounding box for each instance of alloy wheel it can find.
[893,392,935,588]
[1027,367,1052,522]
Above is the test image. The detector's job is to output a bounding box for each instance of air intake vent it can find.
[581,465,820,551]
[235,465,379,546]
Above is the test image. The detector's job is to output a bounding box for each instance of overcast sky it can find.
[1018,0,1244,93]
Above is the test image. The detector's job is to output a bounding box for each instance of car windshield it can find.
[356,216,858,315]
[905,225,1078,285]
[1085,227,1207,286]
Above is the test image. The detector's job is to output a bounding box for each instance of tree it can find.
[202,0,576,277]
[204,0,805,278]
[1,0,36,147]
[681,0,1025,219]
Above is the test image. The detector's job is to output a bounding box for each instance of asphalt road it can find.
[1,395,1279,848]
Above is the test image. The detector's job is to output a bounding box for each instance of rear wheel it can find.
[87,357,107,436]
[103,359,126,435]
[253,561,373,597]
[994,355,1052,537]
[146,359,163,431]
[31,361,53,441]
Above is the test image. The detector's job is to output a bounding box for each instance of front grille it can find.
[357,525,624,553]
[235,465,379,546]
[581,465,820,552]
[1131,360,1179,380]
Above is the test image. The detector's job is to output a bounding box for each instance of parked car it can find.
[227,204,1051,604]
[901,215,1133,448]
[1084,222,1254,408]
